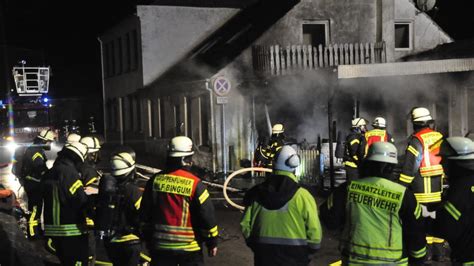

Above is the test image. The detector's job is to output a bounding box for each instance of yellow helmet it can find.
[38,129,55,142]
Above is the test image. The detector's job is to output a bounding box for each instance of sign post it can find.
[213,76,231,177]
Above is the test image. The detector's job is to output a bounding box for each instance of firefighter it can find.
[399,107,446,261]
[140,136,218,266]
[41,141,90,265]
[96,148,144,266]
[241,145,322,266]
[22,129,55,239]
[79,136,102,263]
[321,142,427,265]
[255,124,286,168]
[431,137,474,264]
[66,132,81,144]
[364,116,394,155]
[343,117,367,181]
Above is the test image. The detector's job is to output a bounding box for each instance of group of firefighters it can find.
[0,105,473,265]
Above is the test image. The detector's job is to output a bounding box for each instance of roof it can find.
[402,39,474,61]
[142,0,257,8]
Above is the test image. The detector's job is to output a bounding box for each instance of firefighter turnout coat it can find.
[320,177,427,265]
[399,127,444,204]
[42,151,90,238]
[140,167,218,253]
[364,129,394,155]
[433,171,474,263]
[241,170,322,266]
[343,130,366,170]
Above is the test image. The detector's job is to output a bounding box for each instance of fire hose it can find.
[222,167,272,211]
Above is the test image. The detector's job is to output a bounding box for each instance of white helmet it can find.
[66,133,81,144]
[168,136,194,157]
[80,136,101,153]
[274,145,301,172]
[111,152,136,176]
[411,107,433,123]
[366,142,398,164]
[351,117,366,128]
[438,137,474,160]
[38,129,55,142]
[64,142,88,162]
[272,124,284,134]
[372,117,386,128]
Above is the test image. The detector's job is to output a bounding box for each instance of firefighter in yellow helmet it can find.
[321,142,427,265]
[20,129,55,239]
[254,124,286,168]
[432,137,474,264]
[66,133,81,144]
[140,136,218,265]
[399,107,446,261]
[343,118,367,181]
[364,116,394,156]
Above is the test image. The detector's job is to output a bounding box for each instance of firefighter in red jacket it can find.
[364,116,394,155]
[399,107,446,261]
[140,136,218,266]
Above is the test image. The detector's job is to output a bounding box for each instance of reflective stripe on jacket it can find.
[342,177,406,264]
[413,128,444,177]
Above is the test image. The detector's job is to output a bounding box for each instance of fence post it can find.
[281,46,286,75]
[354,43,360,64]
[302,45,308,69]
[275,44,280,75]
[296,45,302,68]
[360,43,365,64]
[382,42,387,63]
[328,44,334,66]
[334,44,339,66]
[349,43,354,65]
[291,45,297,68]
[286,46,291,71]
[324,46,329,67]
[365,43,370,64]
[308,45,313,69]
[318,45,323,67]
[344,43,349,64]
[339,44,345,65]
[370,43,375,64]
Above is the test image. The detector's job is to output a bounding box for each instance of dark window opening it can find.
[302,24,327,47]
[395,23,410,49]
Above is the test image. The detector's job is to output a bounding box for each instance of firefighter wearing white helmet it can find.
[343,117,367,180]
[400,106,446,261]
[140,136,219,264]
[66,133,81,144]
[433,137,474,264]
[321,142,427,264]
[255,124,286,168]
[242,145,322,265]
[42,141,91,265]
[96,147,145,265]
[364,116,395,156]
[19,128,55,238]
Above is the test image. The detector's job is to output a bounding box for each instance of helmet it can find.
[366,142,398,164]
[111,152,136,177]
[351,117,366,128]
[274,145,301,172]
[168,136,194,157]
[411,107,433,123]
[372,117,386,128]
[66,133,81,144]
[38,129,55,142]
[80,136,101,153]
[64,142,88,162]
[272,124,284,134]
[438,137,474,160]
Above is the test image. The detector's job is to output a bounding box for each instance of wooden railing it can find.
[252,42,386,75]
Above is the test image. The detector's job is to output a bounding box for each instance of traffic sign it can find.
[216,96,228,104]
[213,76,231,96]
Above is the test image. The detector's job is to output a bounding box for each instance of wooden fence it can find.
[252,42,386,75]
[295,149,320,183]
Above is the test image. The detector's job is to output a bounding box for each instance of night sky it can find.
[1,0,473,98]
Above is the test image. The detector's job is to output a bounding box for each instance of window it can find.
[302,21,329,47]
[117,37,123,74]
[125,32,131,72]
[395,22,412,50]
[131,29,139,70]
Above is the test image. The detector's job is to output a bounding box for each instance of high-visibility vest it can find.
[413,128,444,177]
[364,129,388,156]
[342,178,407,264]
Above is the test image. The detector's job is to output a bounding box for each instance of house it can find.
[99,0,457,174]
